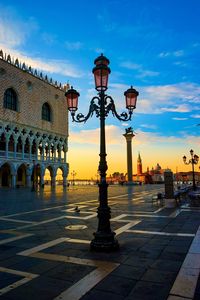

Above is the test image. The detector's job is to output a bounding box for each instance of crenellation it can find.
[0,49,67,90]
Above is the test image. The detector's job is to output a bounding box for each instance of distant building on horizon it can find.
[133,153,169,184]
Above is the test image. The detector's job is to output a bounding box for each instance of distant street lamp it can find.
[65,54,139,251]
[183,149,199,190]
[71,170,76,186]
[95,170,99,184]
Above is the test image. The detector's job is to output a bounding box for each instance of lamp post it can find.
[183,149,199,190]
[65,54,139,251]
[71,170,76,186]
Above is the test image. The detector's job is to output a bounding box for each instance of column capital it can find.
[123,132,135,142]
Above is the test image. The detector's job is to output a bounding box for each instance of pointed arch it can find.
[17,163,27,186]
[0,162,11,187]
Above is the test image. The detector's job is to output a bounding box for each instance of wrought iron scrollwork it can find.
[71,94,132,123]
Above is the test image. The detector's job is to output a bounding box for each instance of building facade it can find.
[133,153,166,184]
[0,50,69,188]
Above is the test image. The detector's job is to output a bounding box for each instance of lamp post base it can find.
[90,231,119,251]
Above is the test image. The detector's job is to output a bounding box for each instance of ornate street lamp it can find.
[183,149,199,190]
[65,54,139,251]
[71,170,77,186]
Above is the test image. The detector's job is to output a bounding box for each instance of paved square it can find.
[0,184,200,299]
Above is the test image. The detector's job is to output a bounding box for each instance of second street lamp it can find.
[65,54,139,251]
[183,149,199,191]
[71,170,76,186]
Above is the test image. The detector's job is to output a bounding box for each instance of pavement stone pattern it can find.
[0,184,200,299]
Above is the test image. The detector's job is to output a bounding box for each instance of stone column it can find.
[63,175,67,187]
[5,135,9,158]
[29,141,33,160]
[164,170,176,208]
[54,147,57,162]
[11,173,17,188]
[57,145,61,162]
[51,175,56,187]
[48,145,51,161]
[26,164,32,187]
[123,129,135,184]
[22,142,25,160]
[42,146,45,161]
[35,142,39,161]
[63,145,67,163]
[14,137,18,159]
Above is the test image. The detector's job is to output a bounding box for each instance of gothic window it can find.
[3,88,18,111]
[42,103,51,122]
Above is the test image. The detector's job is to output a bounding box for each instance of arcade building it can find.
[0,50,69,188]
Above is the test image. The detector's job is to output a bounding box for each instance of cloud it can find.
[172,117,188,121]
[0,5,83,79]
[120,60,159,78]
[161,104,191,113]
[69,125,200,150]
[140,124,157,129]
[174,61,187,67]
[69,125,125,145]
[159,52,170,58]
[132,130,200,148]
[0,5,38,48]
[191,114,200,119]
[174,50,184,57]
[65,41,83,50]
[41,33,57,45]
[120,61,142,70]
[159,49,184,58]
[94,47,105,54]
[136,70,159,78]
[106,82,200,115]
[0,44,84,78]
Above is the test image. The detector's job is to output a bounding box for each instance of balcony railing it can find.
[0,150,64,163]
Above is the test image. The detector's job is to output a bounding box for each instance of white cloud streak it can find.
[120,60,159,78]
[159,50,184,58]
[0,5,84,78]
[69,125,200,149]
[94,82,200,115]
[0,44,83,78]
[0,6,38,48]
[65,41,83,50]
[172,117,188,121]
[191,114,200,119]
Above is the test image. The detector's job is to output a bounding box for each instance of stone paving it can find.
[0,184,200,299]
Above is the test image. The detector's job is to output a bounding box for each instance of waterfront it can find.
[0,184,200,299]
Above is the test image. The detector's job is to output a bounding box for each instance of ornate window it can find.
[42,102,51,122]
[3,88,18,111]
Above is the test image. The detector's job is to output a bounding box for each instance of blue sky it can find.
[0,0,200,178]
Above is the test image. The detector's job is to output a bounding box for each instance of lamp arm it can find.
[72,97,100,123]
[184,159,192,165]
[105,96,132,121]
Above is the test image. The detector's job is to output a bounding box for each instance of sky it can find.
[0,0,200,179]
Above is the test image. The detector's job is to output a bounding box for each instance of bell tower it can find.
[137,152,142,175]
